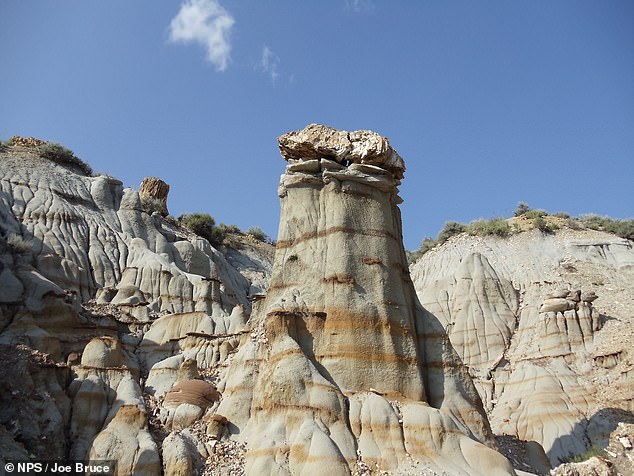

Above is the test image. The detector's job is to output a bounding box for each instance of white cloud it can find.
[168,0,235,72]
[259,45,280,81]
[344,0,375,13]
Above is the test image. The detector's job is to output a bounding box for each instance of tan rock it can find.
[161,379,220,430]
[278,123,405,179]
[164,379,220,408]
[88,405,160,476]
[139,177,169,216]
[549,456,613,476]
[215,125,512,475]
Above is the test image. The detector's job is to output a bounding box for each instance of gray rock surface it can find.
[0,145,273,472]
[410,225,634,466]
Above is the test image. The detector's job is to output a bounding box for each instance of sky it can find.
[1,1,632,250]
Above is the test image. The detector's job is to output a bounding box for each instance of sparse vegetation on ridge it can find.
[466,218,512,237]
[407,201,634,264]
[1,136,93,176]
[577,214,634,241]
[177,214,260,246]
[38,142,93,176]
[178,213,222,243]
[246,226,272,244]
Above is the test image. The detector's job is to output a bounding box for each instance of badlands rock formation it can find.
[139,176,170,216]
[410,223,634,466]
[1,132,631,475]
[213,124,515,475]
[0,141,273,474]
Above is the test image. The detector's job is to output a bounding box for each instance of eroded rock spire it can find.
[214,125,516,475]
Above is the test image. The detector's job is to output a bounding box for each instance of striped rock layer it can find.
[215,125,515,475]
[411,227,634,465]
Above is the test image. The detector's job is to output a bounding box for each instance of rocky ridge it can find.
[0,141,273,474]
[410,220,634,468]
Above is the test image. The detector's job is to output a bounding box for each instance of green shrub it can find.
[533,216,559,233]
[523,209,548,219]
[467,218,512,237]
[552,212,570,219]
[217,223,241,234]
[437,221,466,244]
[580,214,609,231]
[140,196,164,215]
[406,237,437,264]
[565,446,605,464]
[178,213,230,246]
[514,202,531,217]
[179,213,215,240]
[605,219,634,241]
[38,142,93,176]
[580,215,634,241]
[246,226,270,243]
[209,227,226,246]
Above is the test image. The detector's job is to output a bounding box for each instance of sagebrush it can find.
[38,142,93,176]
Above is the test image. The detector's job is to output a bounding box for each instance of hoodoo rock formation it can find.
[3,131,630,474]
[213,124,516,475]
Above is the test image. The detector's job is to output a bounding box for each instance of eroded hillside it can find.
[0,141,274,474]
[1,134,633,475]
[410,218,634,468]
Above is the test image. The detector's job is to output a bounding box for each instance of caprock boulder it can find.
[213,124,516,475]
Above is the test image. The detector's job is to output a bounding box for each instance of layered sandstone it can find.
[213,124,515,475]
[0,144,273,472]
[411,226,634,466]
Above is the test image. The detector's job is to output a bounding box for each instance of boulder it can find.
[278,123,405,179]
[139,177,169,216]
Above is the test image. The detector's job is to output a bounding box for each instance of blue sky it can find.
[1,1,632,249]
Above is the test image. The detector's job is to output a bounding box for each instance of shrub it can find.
[209,227,226,246]
[178,213,215,241]
[164,215,179,226]
[467,218,512,237]
[523,209,548,219]
[579,215,634,241]
[552,212,570,219]
[217,223,241,234]
[533,216,559,233]
[580,214,608,231]
[566,217,582,230]
[246,226,270,243]
[514,202,531,217]
[38,142,93,175]
[604,219,634,241]
[140,196,164,215]
[6,233,32,254]
[406,236,438,264]
[437,221,466,244]
[565,446,605,464]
